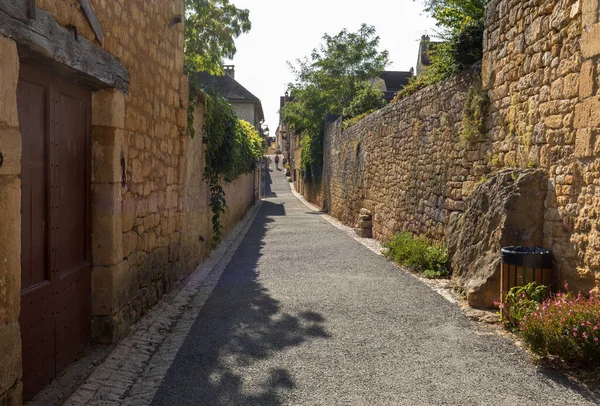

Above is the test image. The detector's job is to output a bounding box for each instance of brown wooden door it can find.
[18,65,91,401]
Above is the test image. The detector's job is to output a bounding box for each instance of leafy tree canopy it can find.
[395,0,485,100]
[282,24,389,180]
[184,0,251,74]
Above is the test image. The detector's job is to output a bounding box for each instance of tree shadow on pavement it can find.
[263,165,277,198]
[152,201,329,406]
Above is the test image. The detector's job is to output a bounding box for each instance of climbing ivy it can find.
[188,80,264,247]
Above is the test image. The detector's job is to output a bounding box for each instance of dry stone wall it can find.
[322,67,488,244]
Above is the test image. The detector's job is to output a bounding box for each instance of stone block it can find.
[581,23,600,58]
[91,305,135,344]
[0,322,21,395]
[575,128,594,158]
[5,381,22,406]
[122,192,136,232]
[0,128,20,176]
[92,127,124,183]
[92,89,125,128]
[359,208,372,217]
[0,36,19,129]
[0,176,20,324]
[91,260,138,316]
[582,0,599,26]
[92,183,123,266]
[355,228,372,238]
[175,49,184,74]
[123,231,138,258]
[579,60,595,99]
[585,97,600,128]
[574,100,591,129]
[357,219,372,229]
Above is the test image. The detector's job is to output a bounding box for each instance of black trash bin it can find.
[500,246,553,302]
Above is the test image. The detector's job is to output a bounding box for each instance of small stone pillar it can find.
[355,208,373,238]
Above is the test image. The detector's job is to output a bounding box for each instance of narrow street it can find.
[147,159,594,406]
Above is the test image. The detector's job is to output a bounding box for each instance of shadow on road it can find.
[263,165,277,198]
[152,201,329,406]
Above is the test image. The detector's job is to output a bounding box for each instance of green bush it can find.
[520,288,600,366]
[499,282,549,331]
[384,232,449,278]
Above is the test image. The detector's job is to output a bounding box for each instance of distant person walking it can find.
[274,154,280,169]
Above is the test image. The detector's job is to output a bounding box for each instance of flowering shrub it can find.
[498,283,549,331]
[520,286,600,365]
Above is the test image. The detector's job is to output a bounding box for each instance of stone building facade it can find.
[307,0,600,307]
[0,0,256,403]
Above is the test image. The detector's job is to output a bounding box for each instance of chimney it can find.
[224,65,235,79]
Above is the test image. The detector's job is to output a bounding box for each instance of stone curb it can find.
[55,200,263,406]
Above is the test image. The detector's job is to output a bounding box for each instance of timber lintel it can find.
[0,1,129,93]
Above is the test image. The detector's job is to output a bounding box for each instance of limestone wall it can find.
[180,106,256,272]
[0,0,257,400]
[316,0,600,297]
[33,0,192,343]
[0,35,23,406]
[321,67,486,243]
[482,0,597,294]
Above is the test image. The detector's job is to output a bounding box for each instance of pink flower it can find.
[594,337,598,342]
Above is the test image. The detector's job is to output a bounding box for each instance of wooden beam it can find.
[79,0,103,45]
[28,0,35,19]
[0,1,129,93]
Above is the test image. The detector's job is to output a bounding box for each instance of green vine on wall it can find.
[188,79,264,247]
[460,81,488,143]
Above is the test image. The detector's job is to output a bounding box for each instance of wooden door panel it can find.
[18,77,50,290]
[57,89,89,273]
[18,64,92,401]
[20,321,56,400]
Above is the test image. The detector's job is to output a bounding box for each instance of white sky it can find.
[226,0,437,134]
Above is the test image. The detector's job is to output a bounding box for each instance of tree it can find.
[184,0,251,74]
[281,24,389,180]
[395,0,485,100]
[425,0,485,73]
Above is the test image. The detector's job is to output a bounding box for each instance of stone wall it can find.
[321,67,486,243]
[0,0,257,401]
[482,0,597,295]
[232,102,256,127]
[0,34,23,406]
[179,106,256,272]
[314,0,600,298]
[33,0,191,344]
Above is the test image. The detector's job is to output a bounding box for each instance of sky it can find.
[225,0,437,135]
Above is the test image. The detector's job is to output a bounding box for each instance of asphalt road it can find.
[152,159,596,406]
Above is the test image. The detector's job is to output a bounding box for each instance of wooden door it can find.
[18,65,91,401]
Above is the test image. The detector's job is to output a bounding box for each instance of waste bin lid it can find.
[501,246,553,268]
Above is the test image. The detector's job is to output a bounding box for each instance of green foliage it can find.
[281,24,389,181]
[190,83,263,247]
[460,82,488,142]
[394,0,485,101]
[345,84,387,119]
[342,111,372,130]
[384,231,449,278]
[520,288,600,365]
[184,0,251,74]
[499,283,550,331]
